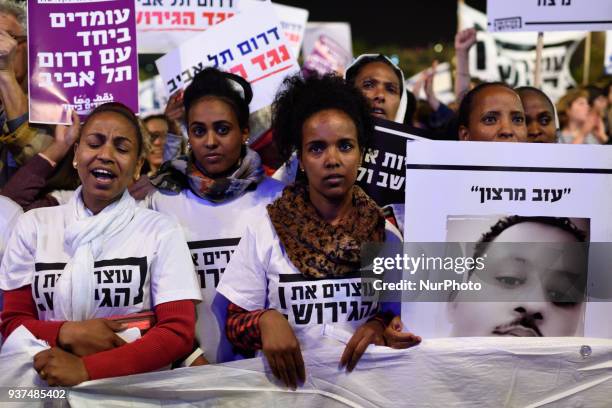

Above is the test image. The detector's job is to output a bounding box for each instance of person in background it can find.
[142,114,183,176]
[147,67,284,364]
[0,103,201,386]
[345,54,414,125]
[0,1,55,188]
[516,86,558,144]
[557,88,608,144]
[457,82,527,142]
[218,74,420,389]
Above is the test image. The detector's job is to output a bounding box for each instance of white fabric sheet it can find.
[67,336,612,408]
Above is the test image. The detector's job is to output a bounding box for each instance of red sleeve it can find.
[0,285,65,346]
[0,154,59,210]
[225,302,266,351]
[81,300,195,380]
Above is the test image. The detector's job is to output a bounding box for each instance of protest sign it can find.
[605,31,612,75]
[356,118,429,209]
[460,3,584,102]
[28,0,139,124]
[401,141,612,339]
[301,22,352,76]
[487,0,612,32]
[136,0,236,54]
[136,1,307,56]
[406,62,454,105]
[155,0,299,113]
[271,3,308,58]
[138,75,167,115]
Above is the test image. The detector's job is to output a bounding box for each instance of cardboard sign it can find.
[155,0,299,113]
[28,0,139,124]
[402,141,612,339]
[487,0,612,32]
[460,3,584,102]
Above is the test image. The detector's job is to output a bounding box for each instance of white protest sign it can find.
[487,0,612,32]
[271,3,308,58]
[138,75,167,115]
[406,62,454,105]
[137,1,307,55]
[460,3,584,102]
[605,31,612,75]
[401,141,612,339]
[155,0,299,113]
[136,0,236,54]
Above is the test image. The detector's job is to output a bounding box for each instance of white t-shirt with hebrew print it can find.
[0,204,202,322]
[217,213,402,347]
[147,177,284,363]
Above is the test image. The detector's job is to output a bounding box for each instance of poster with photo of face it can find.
[401,141,612,339]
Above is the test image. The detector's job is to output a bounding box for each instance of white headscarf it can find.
[53,186,136,321]
[345,54,409,124]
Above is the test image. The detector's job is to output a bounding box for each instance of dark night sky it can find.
[274,0,487,47]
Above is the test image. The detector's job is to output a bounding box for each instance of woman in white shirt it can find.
[0,103,201,386]
[147,67,284,364]
[218,74,420,389]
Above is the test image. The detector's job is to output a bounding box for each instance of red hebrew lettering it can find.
[171,11,181,25]
[266,48,281,67]
[229,64,247,79]
[202,11,214,26]
[251,54,267,70]
[136,11,144,24]
[183,12,195,25]
[278,45,290,61]
[216,12,226,23]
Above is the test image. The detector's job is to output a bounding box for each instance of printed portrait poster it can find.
[155,0,300,113]
[400,141,612,339]
[28,0,139,124]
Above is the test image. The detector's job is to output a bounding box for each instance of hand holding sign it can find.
[43,110,81,165]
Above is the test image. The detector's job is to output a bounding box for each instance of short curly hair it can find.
[272,73,374,164]
[470,216,587,279]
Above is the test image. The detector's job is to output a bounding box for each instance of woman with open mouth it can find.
[217,74,421,390]
[146,67,284,365]
[0,103,202,386]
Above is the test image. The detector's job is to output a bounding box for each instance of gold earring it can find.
[134,173,141,181]
[72,161,78,168]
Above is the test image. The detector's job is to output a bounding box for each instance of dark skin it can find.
[260,110,420,389]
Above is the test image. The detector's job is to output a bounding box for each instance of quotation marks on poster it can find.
[471,186,571,204]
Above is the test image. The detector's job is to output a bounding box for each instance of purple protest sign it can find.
[28,0,139,124]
